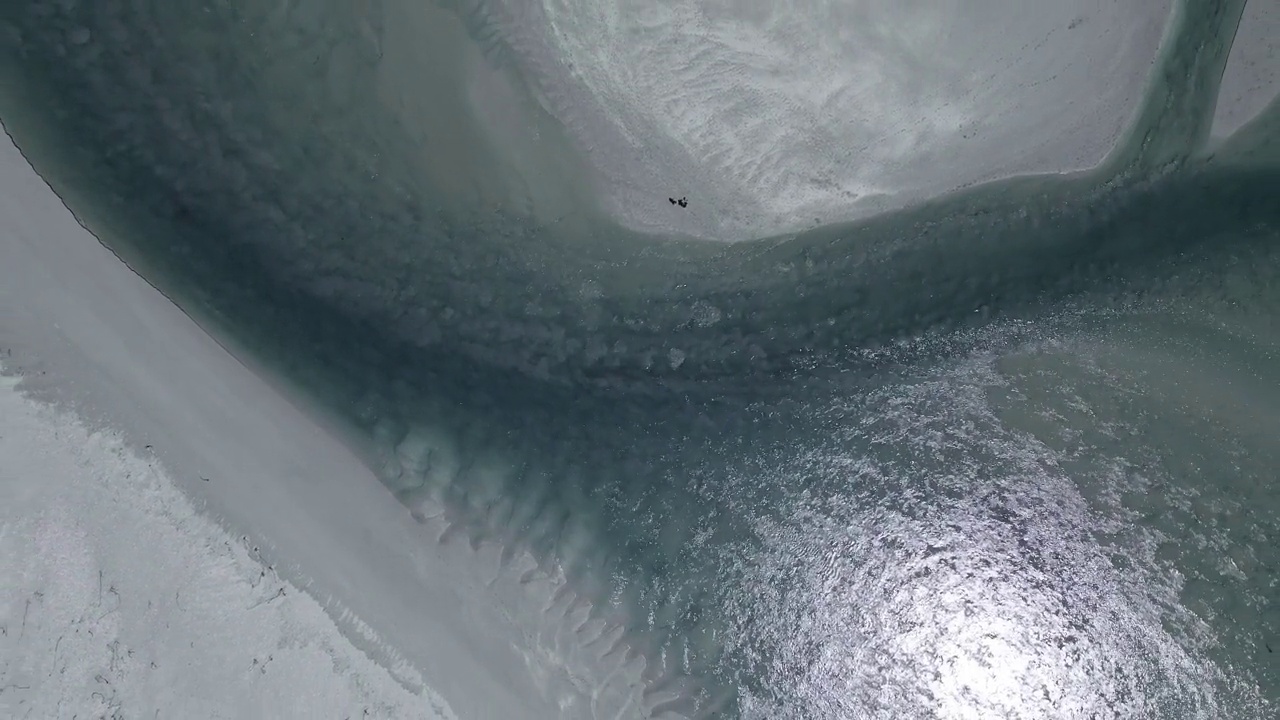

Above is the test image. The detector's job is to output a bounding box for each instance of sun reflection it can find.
[922,591,1060,718]
[746,487,1224,720]
[728,348,1256,719]
[779,527,1098,719]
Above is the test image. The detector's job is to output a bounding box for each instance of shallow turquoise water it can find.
[1,1,1278,717]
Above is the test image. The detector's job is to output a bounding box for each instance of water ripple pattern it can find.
[0,0,1277,717]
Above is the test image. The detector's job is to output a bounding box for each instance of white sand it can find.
[0,126,574,718]
[0,374,452,719]
[1210,0,1280,140]
[3,2,1273,713]
[481,0,1175,239]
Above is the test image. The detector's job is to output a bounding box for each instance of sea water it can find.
[1,0,1277,717]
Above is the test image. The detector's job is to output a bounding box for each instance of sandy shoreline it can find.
[0,370,454,719]
[0,122,564,719]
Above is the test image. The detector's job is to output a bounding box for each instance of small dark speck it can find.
[200,476,210,482]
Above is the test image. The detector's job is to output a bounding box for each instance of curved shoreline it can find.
[1,0,1278,717]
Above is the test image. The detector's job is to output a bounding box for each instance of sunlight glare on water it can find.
[0,0,1276,717]
[723,332,1251,719]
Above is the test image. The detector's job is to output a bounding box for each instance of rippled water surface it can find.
[2,0,1278,717]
